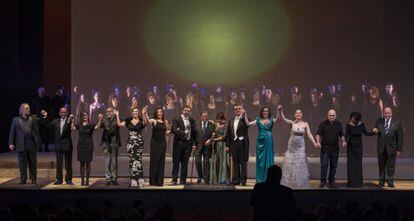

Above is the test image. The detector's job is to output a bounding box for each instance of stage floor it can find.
[1,177,414,191]
[1,152,414,179]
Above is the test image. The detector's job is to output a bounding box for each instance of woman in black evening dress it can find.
[345,112,375,187]
[145,107,170,186]
[72,111,102,186]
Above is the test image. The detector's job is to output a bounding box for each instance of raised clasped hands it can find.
[277,105,282,111]
[142,106,147,115]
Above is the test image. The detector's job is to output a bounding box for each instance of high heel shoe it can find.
[138,178,145,188]
[130,179,139,187]
[81,178,85,186]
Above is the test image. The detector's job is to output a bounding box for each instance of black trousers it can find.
[320,148,339,183]
[172,140,193,183]
[195,145,212,182]
[378,151,396,183]
[56,151,73,182]
[17,150,37,182]
[231,139,247,184]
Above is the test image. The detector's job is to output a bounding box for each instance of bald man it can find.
[42,107,74,185]
[373,107,403,188]
[316,109,346,188]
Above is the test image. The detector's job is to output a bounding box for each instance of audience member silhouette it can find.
[250,164,296,221]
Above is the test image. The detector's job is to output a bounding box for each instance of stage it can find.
[1,177,414,191]
[1,152,414,190]
[1,178,414,220]
[1,152,414,219]
[1,152,414,179]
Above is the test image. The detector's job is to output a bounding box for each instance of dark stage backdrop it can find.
[71,0,414,156]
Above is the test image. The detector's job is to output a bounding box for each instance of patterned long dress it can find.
[125,118,145,183]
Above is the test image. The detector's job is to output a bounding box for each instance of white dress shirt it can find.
[385,118,392,134]
[181,114,191,140]
[233,115,244,141]
[60,118,66,135]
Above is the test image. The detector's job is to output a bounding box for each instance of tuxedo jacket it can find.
[226,116,250,161]
[195,120,215,149]
[43,118,73,152]
[172,116,198,147]
[375,117,403,155]
[8,115,41,152]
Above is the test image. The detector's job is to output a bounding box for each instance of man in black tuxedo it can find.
[8,103,42,184]
[171,105,198,185]
[195,111,215,184]
[226,103,250,186]
[373,107,403,188]
[42,107,74,185]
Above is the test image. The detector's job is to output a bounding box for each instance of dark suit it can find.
[195,120,215,183]
[100,117,121,183]
[43,117,73,182]
[375,117,403,183]
[226,115,249,185]
[8,115,41,183]
[171,115,198,183]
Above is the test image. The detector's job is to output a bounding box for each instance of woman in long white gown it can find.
[277,105,317,189]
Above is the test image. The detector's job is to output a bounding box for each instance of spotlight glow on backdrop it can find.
[144,0,290,85]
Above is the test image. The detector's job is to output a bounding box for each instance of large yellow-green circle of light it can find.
[144,0,290,85]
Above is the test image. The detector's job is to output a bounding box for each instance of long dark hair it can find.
[216,112,226,121]
[153,108,165,122]
[259,107,272,119]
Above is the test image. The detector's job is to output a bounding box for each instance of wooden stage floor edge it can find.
[1,177,414,191]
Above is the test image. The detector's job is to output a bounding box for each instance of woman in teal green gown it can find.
[245,107,278,183]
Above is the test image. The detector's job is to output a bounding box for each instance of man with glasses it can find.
[316,109,346,188]
[373,107,403,188]
[98,107,121,185]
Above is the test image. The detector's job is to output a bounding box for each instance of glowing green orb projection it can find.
[145,0,290,85]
